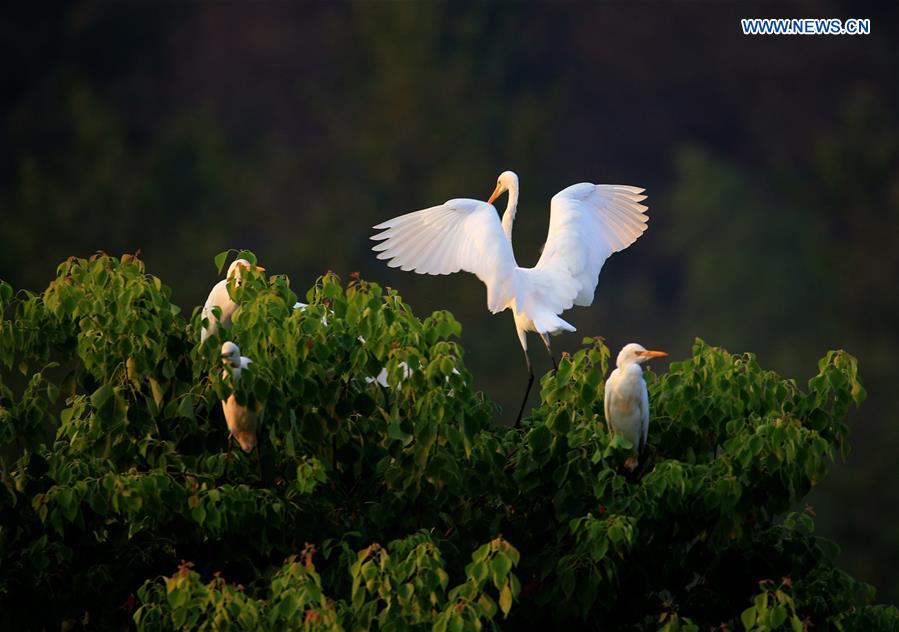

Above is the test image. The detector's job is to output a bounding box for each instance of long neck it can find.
[501,184,519,243]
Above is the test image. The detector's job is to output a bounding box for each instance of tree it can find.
[0,254,894,630]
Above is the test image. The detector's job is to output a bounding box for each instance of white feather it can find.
[539,184,648,306]
[371,174,648,344]
[371,172,649,427]
[604,364,649,453]
[372,199,519,313]
[372,172,647,340]
[604,343,665,464]
[200,280,236,343]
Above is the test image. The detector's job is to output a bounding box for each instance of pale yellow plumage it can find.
[220,341,260,453]
[604,343,667,466]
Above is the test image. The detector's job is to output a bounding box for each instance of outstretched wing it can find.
[371,199,517,313]
[535,183,648,306]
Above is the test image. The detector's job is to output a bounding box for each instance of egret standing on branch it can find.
[604,343,667,469]
[200,259,265,343]
[371,170,649,425]
[220,341,260,457]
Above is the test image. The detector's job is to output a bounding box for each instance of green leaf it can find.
[469,561,488,585]
[478,593,497,619]
[149,378,165,408]
[387,421,413,445]
[57,487,78,521]
[191,504,206,525]
[528,425,552,454]
[91,384,114,409]
[549,409,571,435]
[46,382,60,404]
[214,251,230,274]
[177,396,195,420]
[769,605,788,628]
[499,583,513,617]
[236,250,257,266]
[472,543,490,563]
[741,606,757,630]
[490,553,512,589]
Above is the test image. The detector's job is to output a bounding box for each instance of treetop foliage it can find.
[0,253,894,630]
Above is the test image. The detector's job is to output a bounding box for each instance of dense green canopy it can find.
[0,255,894,629]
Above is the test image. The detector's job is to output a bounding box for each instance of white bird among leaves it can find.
[220,341,260,456]
[371,170,649,425]
[200,259,265,343]
[603,343,667,469]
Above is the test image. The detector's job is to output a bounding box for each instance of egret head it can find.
[226,259,265,283]
[488,170,519,204]
[616,343,668,368]
[221,341,242,367]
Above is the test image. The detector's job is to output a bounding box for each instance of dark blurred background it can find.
[1,0,896,602]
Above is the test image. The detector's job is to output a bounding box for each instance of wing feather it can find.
[384,215,455,271]
[536,183,649,306]
[374,213,454,262]
[371,199,518,312]
[424,227,458,275]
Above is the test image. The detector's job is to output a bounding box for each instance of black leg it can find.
[540,334,557,371]
[514,354,535,428]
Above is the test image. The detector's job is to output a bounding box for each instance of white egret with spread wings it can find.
[371,170,649,425]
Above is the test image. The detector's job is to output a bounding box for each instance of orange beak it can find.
[640,350,668,359]
[487,184,502,205]
[255,265,266,272]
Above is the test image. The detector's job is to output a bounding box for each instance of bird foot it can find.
[624,457,639,472]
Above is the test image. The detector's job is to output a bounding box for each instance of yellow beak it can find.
[640,350,668,359]
[255,265,266,272]
[487,184,502,205]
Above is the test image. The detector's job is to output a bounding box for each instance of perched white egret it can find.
[220,341,260,455]
[371,170,649,425]
[200,259,265,343]
[603,343,667,468]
